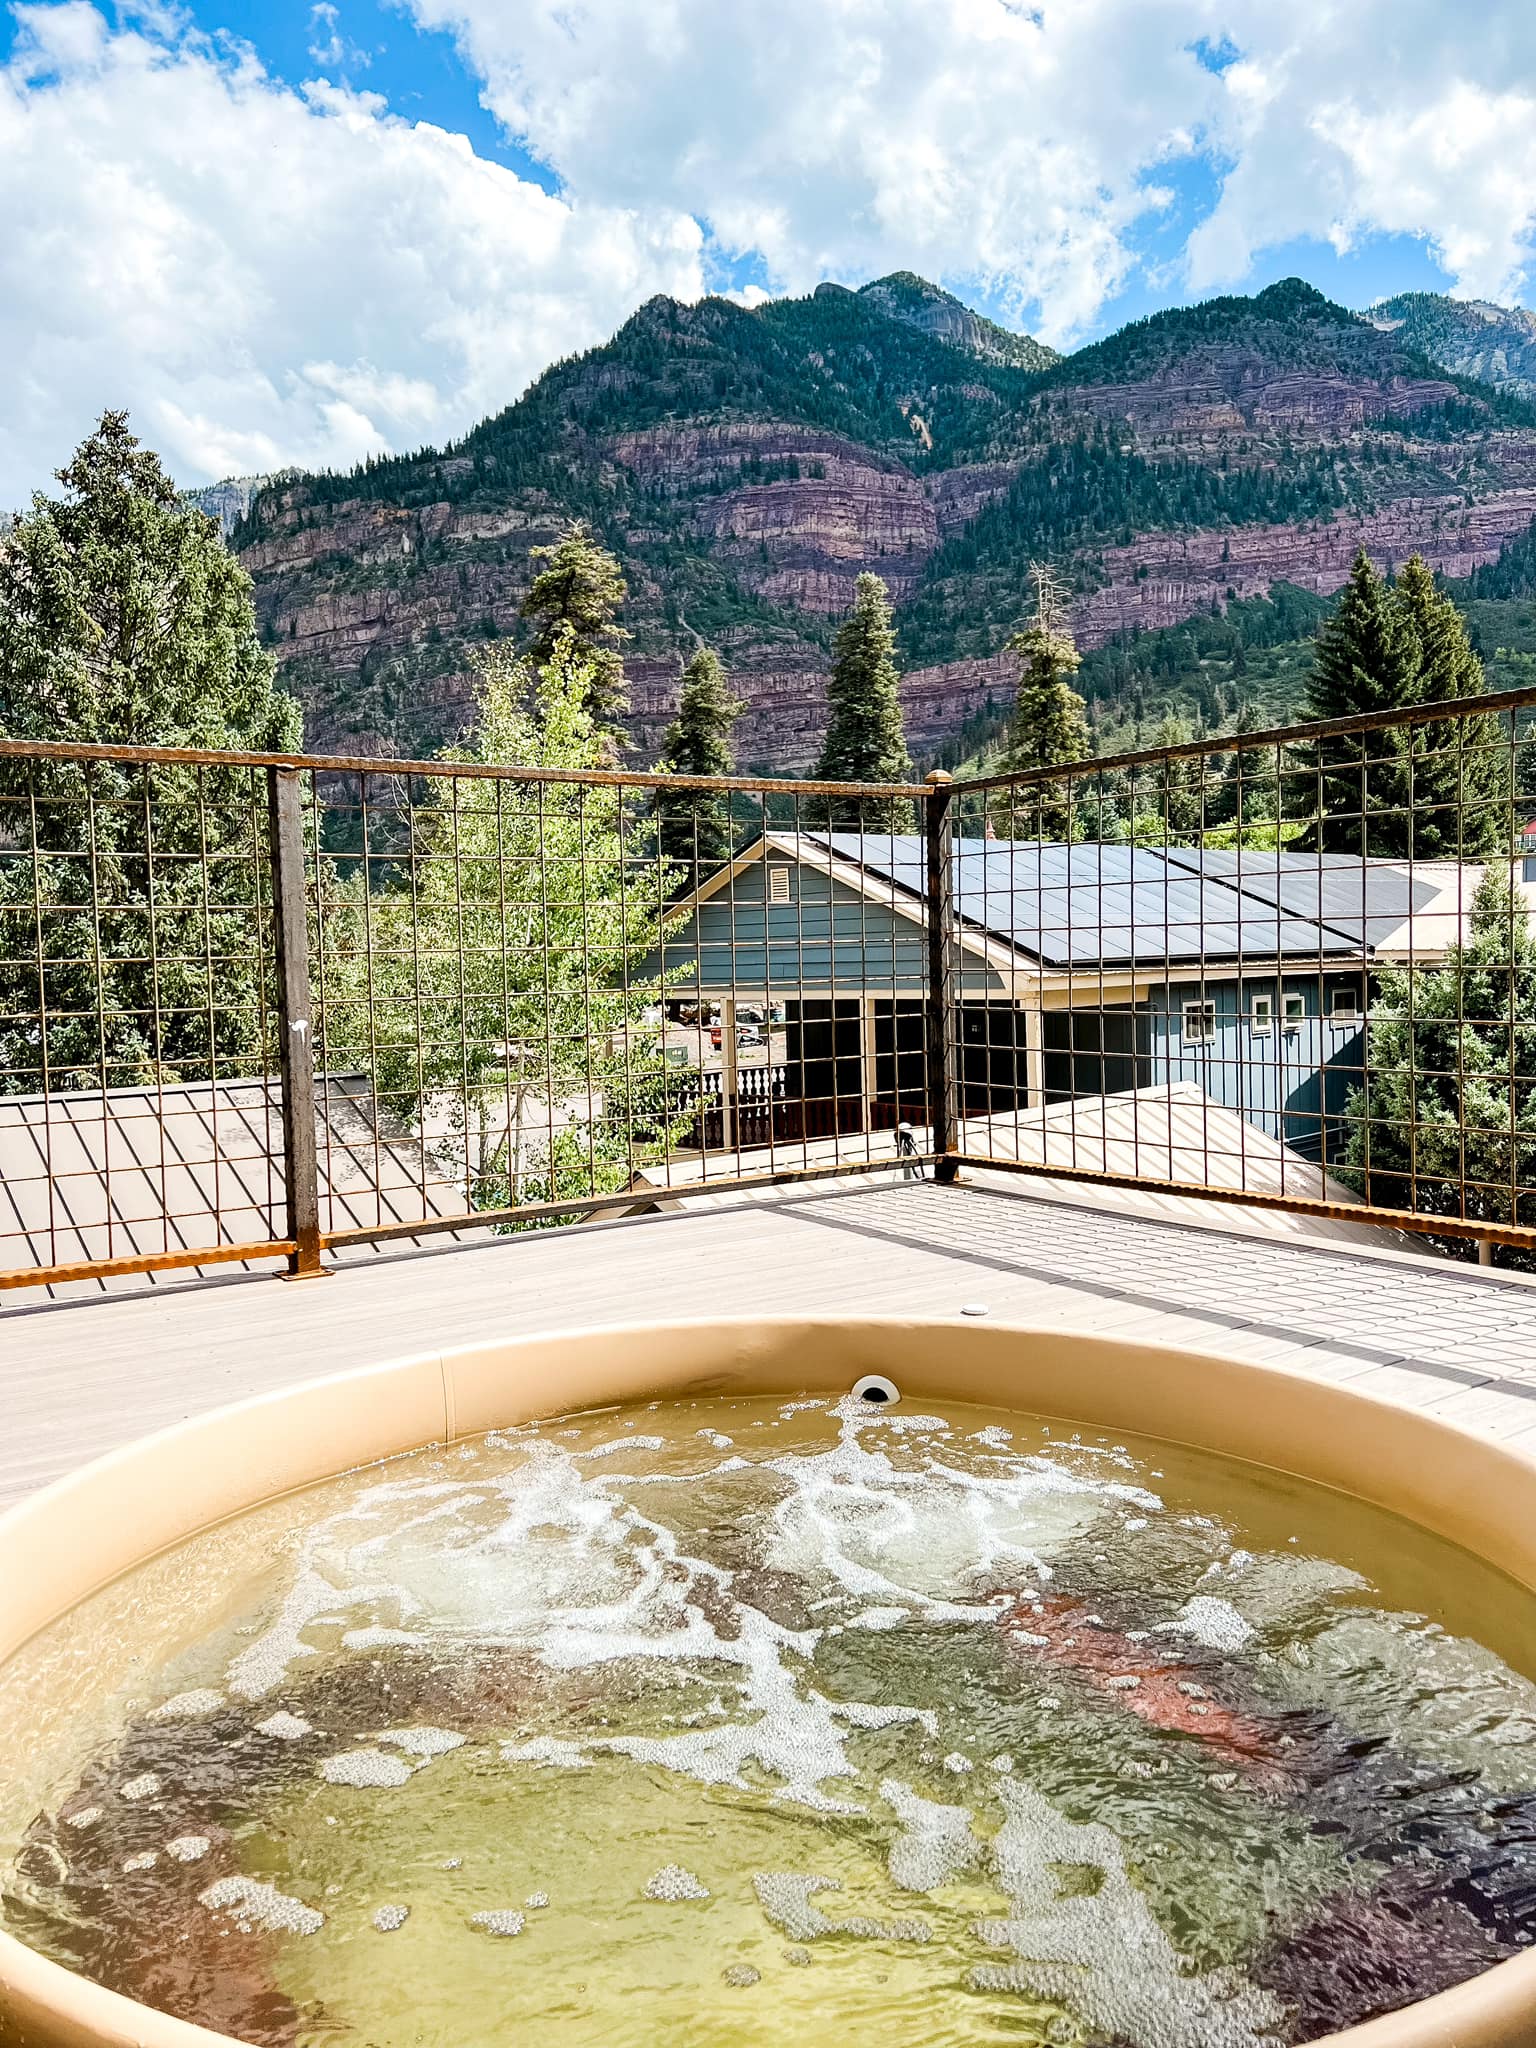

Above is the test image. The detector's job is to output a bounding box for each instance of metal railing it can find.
[4,682,1536,1293]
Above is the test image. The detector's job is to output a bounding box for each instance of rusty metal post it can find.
[924,769,959,1184]
[268,766,327,1278]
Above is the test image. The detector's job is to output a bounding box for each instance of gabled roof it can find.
[685,833,1475,972]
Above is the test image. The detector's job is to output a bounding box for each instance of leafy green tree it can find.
[1344,869,1536,1259]
[1288,549,1418,854]
[0,411,301,1092]
[811,572,913,829]
[653,645,742,876]
[519,520,629,741]
[1391,555,1510,857]
[322,631,687,1227]
[991,566,1088,839]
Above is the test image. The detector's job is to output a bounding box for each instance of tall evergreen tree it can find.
[811,572,913,829]
[519,520,629,741]
[1391,555,1510,858]
[992,566,1089,840]
[653,645,742,876]
[1344,868,1536,1261]
[1288,549,1419,854]
[0,411,301,1091]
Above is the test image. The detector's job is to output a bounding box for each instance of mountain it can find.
[1366,293,1536,401]
[184,472,292,537]
[232,276,1536,770]
[850,272,1059,371]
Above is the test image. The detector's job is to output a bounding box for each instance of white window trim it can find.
[1250,993,1274,1037]
[1181,999,1217,1045]
[1283,993,1306,1029]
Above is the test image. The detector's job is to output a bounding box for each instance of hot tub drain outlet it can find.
[851,1373,901,1407]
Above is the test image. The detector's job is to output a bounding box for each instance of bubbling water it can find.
[4,1390,1536,2048]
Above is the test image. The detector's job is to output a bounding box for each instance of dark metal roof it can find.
[816,836,1412,969]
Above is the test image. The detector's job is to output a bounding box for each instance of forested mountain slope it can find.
[232,276,1536,770]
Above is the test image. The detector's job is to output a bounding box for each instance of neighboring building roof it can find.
[813,835,1475,969]
[678,832,1513,979]
[615,1082,1411,1251]
[0,1072,485,1300]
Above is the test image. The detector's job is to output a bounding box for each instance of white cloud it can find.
[0,3,703,500]
[1187,7,1536,303]
[404,0,1219,346]
[6,0,1536,506]
[408,0,1536,325]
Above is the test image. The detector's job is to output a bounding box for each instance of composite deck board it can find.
[5,1178,1536,1508]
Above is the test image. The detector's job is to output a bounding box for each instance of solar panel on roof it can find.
[815,835,1368,969]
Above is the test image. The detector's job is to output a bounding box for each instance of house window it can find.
[1181,999,1217,1045]
[1250,993,1274,1036]
[768,865,792,905]
[1283,993,1306,1029]
[1330,989,1361,1024]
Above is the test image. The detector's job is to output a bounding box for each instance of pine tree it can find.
[992,566,1088,839]
[0,411,301,1091]
[1288,549,1420,854]
[1391,555,1510,858]
[1344,869,1536,1260]
[810,572,913,829]
[519,519,629,740]
[653,645,742,876]
[1288,550,1511,857]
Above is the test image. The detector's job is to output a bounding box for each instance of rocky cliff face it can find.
[1368,294,1536,401]
[233,276,1536,772]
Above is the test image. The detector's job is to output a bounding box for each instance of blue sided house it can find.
[658,833,1484,1163]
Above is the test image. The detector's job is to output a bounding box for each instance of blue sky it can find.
[1,0,1530,493]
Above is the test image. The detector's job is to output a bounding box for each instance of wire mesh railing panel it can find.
[0,749,284,1287]
[306,764,940,1245]
[5,687,1536,1293]
[0,738,938,1290]
[954,684,1536,1261]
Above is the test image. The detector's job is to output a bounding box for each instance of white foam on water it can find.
[643,1864,709,1900]
[380,1726,464,1757]
[200,1876,324,1936]
[723,1964,760,1985]
[825,1699,938,1736]
[471,1910,524,1937]
[373,1905,409,1932]
[227,1569,417,1700]
[342,1627,428,1652]
[1155,1597,1255,1654]
[502,1737,588,1769]
[752,1870,931,1945]
[119,1774,161,1802]
[970,1779,1285,2048]
[63,1806,100,1830]
[942,1753,973,1773]
[880,1780,983,1892]
[525,1891,549,1908]
[166,1836,211,1863]
[255,1711,313,1740]
[121,1852,157,1872]
[320,1749,414,1788]
[149,1690,224,1721]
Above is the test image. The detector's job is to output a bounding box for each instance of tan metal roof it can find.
[0,1073,485,1299]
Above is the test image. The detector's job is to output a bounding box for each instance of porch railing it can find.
[3,682,1536,1293]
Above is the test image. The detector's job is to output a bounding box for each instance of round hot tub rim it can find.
[3,1313,1536,2048]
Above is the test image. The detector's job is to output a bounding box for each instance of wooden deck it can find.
[6,1174,1536,1508]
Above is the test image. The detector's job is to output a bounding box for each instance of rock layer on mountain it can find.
[232,276,1536,772]
[1367,294,1536,401]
